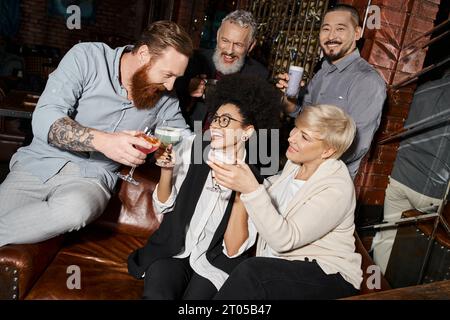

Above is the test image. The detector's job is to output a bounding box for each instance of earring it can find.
[241,135,249,142]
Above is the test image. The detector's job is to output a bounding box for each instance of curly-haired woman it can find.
[128,74,282,299]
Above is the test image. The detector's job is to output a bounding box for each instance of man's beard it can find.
[130,63,166,110]
[321,40,354,62]
[213,48,246,75]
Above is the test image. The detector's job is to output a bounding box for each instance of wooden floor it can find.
[344,280,450,300]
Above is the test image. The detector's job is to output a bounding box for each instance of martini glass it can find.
[116,127,160,185]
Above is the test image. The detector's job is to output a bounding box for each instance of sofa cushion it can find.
[25,227,147,300]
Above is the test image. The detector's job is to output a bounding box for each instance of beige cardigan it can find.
[240,159,363,289]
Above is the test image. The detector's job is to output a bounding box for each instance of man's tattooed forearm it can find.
[48,117,96,151]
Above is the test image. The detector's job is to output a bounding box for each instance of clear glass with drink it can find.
[206,146,238,193]
[116,126,160,185]
[135,133,160,155]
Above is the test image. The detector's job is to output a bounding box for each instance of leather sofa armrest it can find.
[0,236,64,299]
[402,209,450,248]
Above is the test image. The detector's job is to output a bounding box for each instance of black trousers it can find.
[142,257,218,300]
[214,257,359,300]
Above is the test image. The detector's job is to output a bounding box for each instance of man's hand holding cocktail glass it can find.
[189,74,218,100]
[189,74,208,98]
[93,130,160,167]
[112,129,162,185]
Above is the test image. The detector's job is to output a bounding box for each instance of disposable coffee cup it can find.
[286,65,304,98]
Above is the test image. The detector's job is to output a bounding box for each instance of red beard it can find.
[130,63,166,109]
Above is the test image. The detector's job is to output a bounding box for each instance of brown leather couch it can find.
[0,164,390,300]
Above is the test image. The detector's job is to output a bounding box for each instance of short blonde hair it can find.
[296,105,356,159]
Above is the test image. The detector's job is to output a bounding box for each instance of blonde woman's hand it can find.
[207,159,260,194]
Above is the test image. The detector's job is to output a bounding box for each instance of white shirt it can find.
[152,134,257,290]
[261,167,306,258]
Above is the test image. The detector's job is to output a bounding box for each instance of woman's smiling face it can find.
[209,103,250,150]
[286,122,329,165]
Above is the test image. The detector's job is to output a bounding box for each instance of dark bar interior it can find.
[0,0,449,302]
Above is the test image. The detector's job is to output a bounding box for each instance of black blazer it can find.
[128,139,263,279]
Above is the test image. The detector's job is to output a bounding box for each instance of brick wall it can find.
[173,0,209,49]
[174,0,239,49]
[16,0,143,54]
[14,0,232,56]
[174,0,195,33]
[339,0,442,206]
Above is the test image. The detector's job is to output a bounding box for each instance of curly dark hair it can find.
[206,74,282,130]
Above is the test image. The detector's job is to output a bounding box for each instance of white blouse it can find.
[260,167,306,258]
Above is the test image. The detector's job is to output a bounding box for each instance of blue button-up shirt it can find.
[11,42,190,190]
[291,49,387,178]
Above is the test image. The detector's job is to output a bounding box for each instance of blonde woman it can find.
[209,105,362,299]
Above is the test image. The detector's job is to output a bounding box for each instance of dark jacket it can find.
[175,49,269,129]
[128,139,263,279]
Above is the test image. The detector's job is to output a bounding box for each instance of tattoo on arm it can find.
[48,117,96,151]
